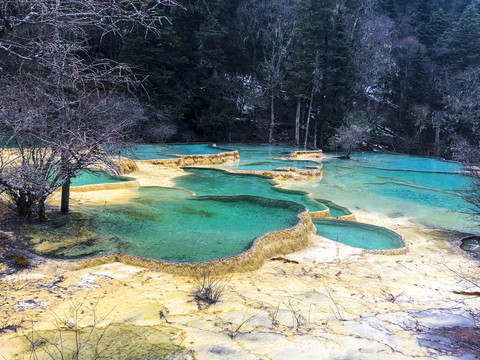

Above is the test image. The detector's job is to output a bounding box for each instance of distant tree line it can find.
[112,0,480,155]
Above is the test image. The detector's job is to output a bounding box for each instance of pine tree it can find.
[407,47,431,105]
[441,4,480,71]
[417,8,448,47]
[320,4,353,143]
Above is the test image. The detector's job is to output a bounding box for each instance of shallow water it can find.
[53,187,303,262]
[128,143,225,160]
[287,152,477,235]
[213,143,320,170]
[39,145,480,260]
[314,219,404,250]
[174,168,326,212]
[314,199,351,217]
[71,171,132,187]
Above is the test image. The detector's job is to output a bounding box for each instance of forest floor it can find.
[1,166,479,359]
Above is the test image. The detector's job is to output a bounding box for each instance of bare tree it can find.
[334,123,370,159]
[0,0,177,216]
[451,140,480,222]
[237,0,296,144]
[0,78,146,218]
[350,1,397,125]
[439,67,480,147]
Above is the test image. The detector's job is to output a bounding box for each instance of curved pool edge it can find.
[139,150,240,167]
[313,218,408,255]
[362,244,408,255]
[226,165,323,182]
[70,179,140,192]
[75,209,315,275]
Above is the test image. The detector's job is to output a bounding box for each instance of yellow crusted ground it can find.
[1,154,479,359]
[1,212,478,359]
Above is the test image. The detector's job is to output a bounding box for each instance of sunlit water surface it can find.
[56,145,477,260]
[55,187,303,262]
[314,218,404,250]
[286,152,476,235]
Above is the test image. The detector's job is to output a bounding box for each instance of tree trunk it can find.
[303,89,314,148]
[295,96,301,146]
[38,198,47,220]
[269,90,275,144]
[434,126,441,157]
[61,177,70,213]
[313,116,318,149]
[16,192,31,217]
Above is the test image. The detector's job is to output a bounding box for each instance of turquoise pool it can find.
[51,187,304,262]
[174,168,326,213]
[287,152,476,235]
[315,199,352,218]
[128,143,226,160]
[313,219,404,250]
[70,170,132,187]
[37,145,478,261]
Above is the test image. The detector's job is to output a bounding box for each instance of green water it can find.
[315,199,351,217]
[212,143,320,170]
[313,219,404,250]
[128,143,225,160]
[53,187,303,262]
[288,152,476,235]
[175,168,327,212]
[35,145,479,260]
[70,171,132,187]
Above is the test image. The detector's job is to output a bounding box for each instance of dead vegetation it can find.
[192,266,230,309]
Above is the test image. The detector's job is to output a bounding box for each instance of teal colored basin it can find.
[214,143,319,170]
[71,171,132,186]
[315,199,351,217]
[50,187,305,262]
[128,143,225,160]
[175,168,326,212]
[313,219,404,250]
[288,152,477,235]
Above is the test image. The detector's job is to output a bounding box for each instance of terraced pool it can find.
[45,144,476,261]
[313,219,404,250]
[50,187,305,262]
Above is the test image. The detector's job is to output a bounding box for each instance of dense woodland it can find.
[113,0,480,156]
[2,0,480,153]
[1,0,480,216]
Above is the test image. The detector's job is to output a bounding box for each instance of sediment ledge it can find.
[272,150,324,162]
[70,179,140,192]
[291,150,324,160]
[309,210,356,221]
[227,165,323,182]
[336,213,357,221]
[309,208,331,218]
[76,210,315,275]
[140,150,240,167]
[113,157,139,174]
[363,244,408,255]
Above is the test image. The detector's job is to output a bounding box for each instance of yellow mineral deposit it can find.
[1,149,479,359]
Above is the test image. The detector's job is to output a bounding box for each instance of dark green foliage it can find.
[406,48,432,105]
[417,8,449,47]
[319,4,353,142]
[439,4,480,71]
[45,0,480,152]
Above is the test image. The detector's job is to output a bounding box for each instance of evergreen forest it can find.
[2,0,480,156]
